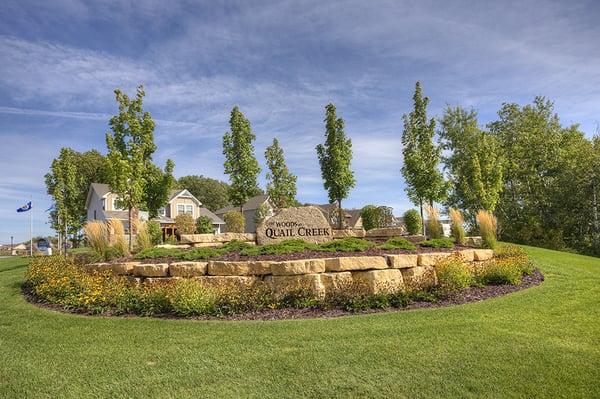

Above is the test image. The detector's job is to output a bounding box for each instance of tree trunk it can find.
[338,199,343,230]
[419,199,425,236]
[128,207,133,252]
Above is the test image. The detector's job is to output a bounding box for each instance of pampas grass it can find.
[83,221,108,258]
[449,208,466,245]
[107,219,129,256]
[425,205,443,239]
[133,219,151,252]
[476,210,497,249]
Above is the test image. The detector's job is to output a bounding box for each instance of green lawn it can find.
[0,246,598,398]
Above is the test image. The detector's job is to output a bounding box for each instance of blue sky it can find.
[1,0,600,243]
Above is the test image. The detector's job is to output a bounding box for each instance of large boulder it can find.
[473,249,494,261]
[256,206,333,245]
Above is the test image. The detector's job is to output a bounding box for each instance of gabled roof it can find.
[308,203,363,228]
[215,195,270,214]
[168,188,202,206]
[86,184,203,208]
[197,207,225,224]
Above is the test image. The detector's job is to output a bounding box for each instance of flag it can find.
[17,202,32,213]
[45,204,55,212]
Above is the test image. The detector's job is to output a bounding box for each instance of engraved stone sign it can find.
[256,206,333,245]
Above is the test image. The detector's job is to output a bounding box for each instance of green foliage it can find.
[223,107,261,209]
[224,210,245,233]
[361,205,394,231]
[253,203,271,227]
[175,214,196,235]
[403,209,422,235]
[317,237,374,252]
[420,238,454,249]
[316,103,356,229]
[195,216,214,234]
[177,175,230,212]
[265,138,298,209]
[401,82,447,212]
[146,220,163,245]
[45,148,109,242]
[240,239,318,256]
[164,234,178,245]
[435,256,473,294]
[475,259,522,285]
[439,107,504,223]
[426,219,443,239]
[105,85,174,249]
[378,237,417,250]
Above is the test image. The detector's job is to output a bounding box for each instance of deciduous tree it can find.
[265,138,297,209]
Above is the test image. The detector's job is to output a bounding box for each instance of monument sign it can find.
[256,206,333,245]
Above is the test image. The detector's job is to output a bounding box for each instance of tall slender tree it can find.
[223,106,261,212]
[265,138,297,209]
[105,85,174,250]
[316,103,355,229]
[401,82,447,233]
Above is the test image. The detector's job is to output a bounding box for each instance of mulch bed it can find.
[130,246,468,264]
[22,269,544,321]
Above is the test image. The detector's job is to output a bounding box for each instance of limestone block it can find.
[155,244,191,249]
[406,235,427,244]
[132,263,169,277]
[320,272,353,291]
[271,259,326,275]
[473,249,494,261]
[365,227,406,238]
[324,256,388,272]
[332,229,366,238]
[169,261,208,277]
[386,254,419,269]
[464,236,483,247]
[207,261,271,276]
[417,252,452,266]
[351,269,404,294]
[456,249,475,262]
[400,266,437,286]
[110,262,138,275]
[144,277,180,284]
[265,274,325,297]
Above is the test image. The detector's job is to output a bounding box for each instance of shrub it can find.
[146,220,163,245]
[195,216,214,234]
[420,237,454,248]
[425,205,443,239]
[83,221,109,259]
[317,237,375,252]
[494,244,534,276]
[253,203,271,227]
[378,237,416,250]
[224,211,245,233]
[107,219,129,256]
[476,259,522,285]
[476,210,497,249]
[324,280,390,311]
[435,256,473,294]
[240,239,317,256]
[175,213,196,235]
[403,209,422,235]
[360,205,379,231]
[448,208,466,245]
[132,220,151,252]
[219,240,254,253]
[168,279,217,316]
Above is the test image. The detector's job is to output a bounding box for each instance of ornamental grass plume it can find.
[449,208,466,245]
[84,220,108,259]
[107,219,129,256]
[132,219,151,253]
[425,205,443,239]
[476,210,497,249]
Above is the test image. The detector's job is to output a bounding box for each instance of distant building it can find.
[85,183,225,238]
[215,195,273,233]
[309,203,363,229]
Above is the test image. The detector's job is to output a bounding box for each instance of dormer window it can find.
[158,207,166,217]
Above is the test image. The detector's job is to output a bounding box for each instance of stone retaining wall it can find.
[179,233,256,247]
[85,249,494,296]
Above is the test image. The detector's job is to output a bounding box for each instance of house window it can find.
[94,210,97,220]
[177,204,185,215]
[186,205,193,215]
[113,198,124,211]
[158,207,166,217]
[101,198,106,211]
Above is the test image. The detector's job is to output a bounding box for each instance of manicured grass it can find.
[0,247,599,398]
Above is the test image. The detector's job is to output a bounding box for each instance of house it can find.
[310,203,363,230]
[86,183,225,238]
[214,195,273,233]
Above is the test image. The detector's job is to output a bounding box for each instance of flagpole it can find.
[30,197,33,257]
